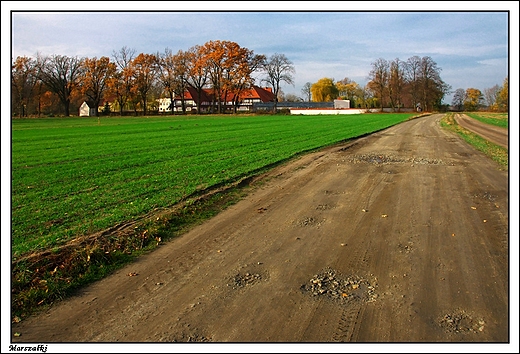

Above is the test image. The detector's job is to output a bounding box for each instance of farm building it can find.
[79,101,97,117]
[158,86,276,113]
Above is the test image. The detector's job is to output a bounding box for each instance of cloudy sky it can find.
[5,2,517,104]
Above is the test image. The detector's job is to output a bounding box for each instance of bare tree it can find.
[452,88,466,111]
[112,46,136,71]
[405,56,422,110]
[110,46,136,115]
[301,82,312,102]
[483,84,500,108]
[158,48,191,114]
[36,54,83,116]
[261,53,295,112]
[388,58,406,112]
[367,58,389,112]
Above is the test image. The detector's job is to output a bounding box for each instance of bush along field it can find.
[11,112,416,320]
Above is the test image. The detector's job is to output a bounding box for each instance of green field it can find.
[464,112,509,128]
[12,113,415,258]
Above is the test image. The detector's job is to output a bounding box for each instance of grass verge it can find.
[12,179,249,322]
[440,113,508,170]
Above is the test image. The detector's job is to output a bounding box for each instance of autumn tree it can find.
[336,77,361,107]
[388,58,406,112]
[311,78,339,102]
[130,53,158,115]
[80,56,116,117]
[464,88,483,111]
[200,40,228,113]
[36,54,84,116]
[418,56,450,112]
[226,47,266,113]
[261,53,295,112]
[301,82,312,102]
[495,77,508,112]
[185,45,209,113]
[359,85,375,110]
[198,40,264,113]
[452,88,466,111]
[367,58,389,111]
[11,56,38,117]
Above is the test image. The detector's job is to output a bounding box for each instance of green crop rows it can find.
[11,113,414,258]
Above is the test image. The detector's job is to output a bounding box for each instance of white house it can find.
[79,101,97,117]
[158,98,173,113]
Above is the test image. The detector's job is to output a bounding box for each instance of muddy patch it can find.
[301,268,377,303]
[316,204,335,211]
[168,329,211,342]
[295,216,324,227]
[345,153,445,165]
[438,309,485,334]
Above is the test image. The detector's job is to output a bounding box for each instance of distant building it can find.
[158,86,276,113]
[158,98,173,113]
[79,101,96,117]
[334,99,350,109]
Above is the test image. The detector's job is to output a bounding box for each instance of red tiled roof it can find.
[250,86,275,102]
[173,85,275,104]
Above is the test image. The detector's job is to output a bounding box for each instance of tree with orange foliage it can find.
[130,53,158,116]
[80,57,116,117]
[495,77,508,112]
[224,46,265,113]
[186,45,209,113]
[11,56,38,117]
[200,40,228,113]
[199,40,266,114]
[464,88,483,111]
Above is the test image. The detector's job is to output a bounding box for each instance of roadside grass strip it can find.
[441,113,508,169]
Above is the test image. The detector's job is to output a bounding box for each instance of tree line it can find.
[11,40,507,117]
[11,40,295,117]
[451,77,508,112]
[297,57,507,114]
[295,56,452,112]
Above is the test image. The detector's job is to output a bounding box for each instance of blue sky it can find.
[5,2,517,104]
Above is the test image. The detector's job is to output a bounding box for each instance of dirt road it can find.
[11,114,509,344]
[454,113,508,148]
